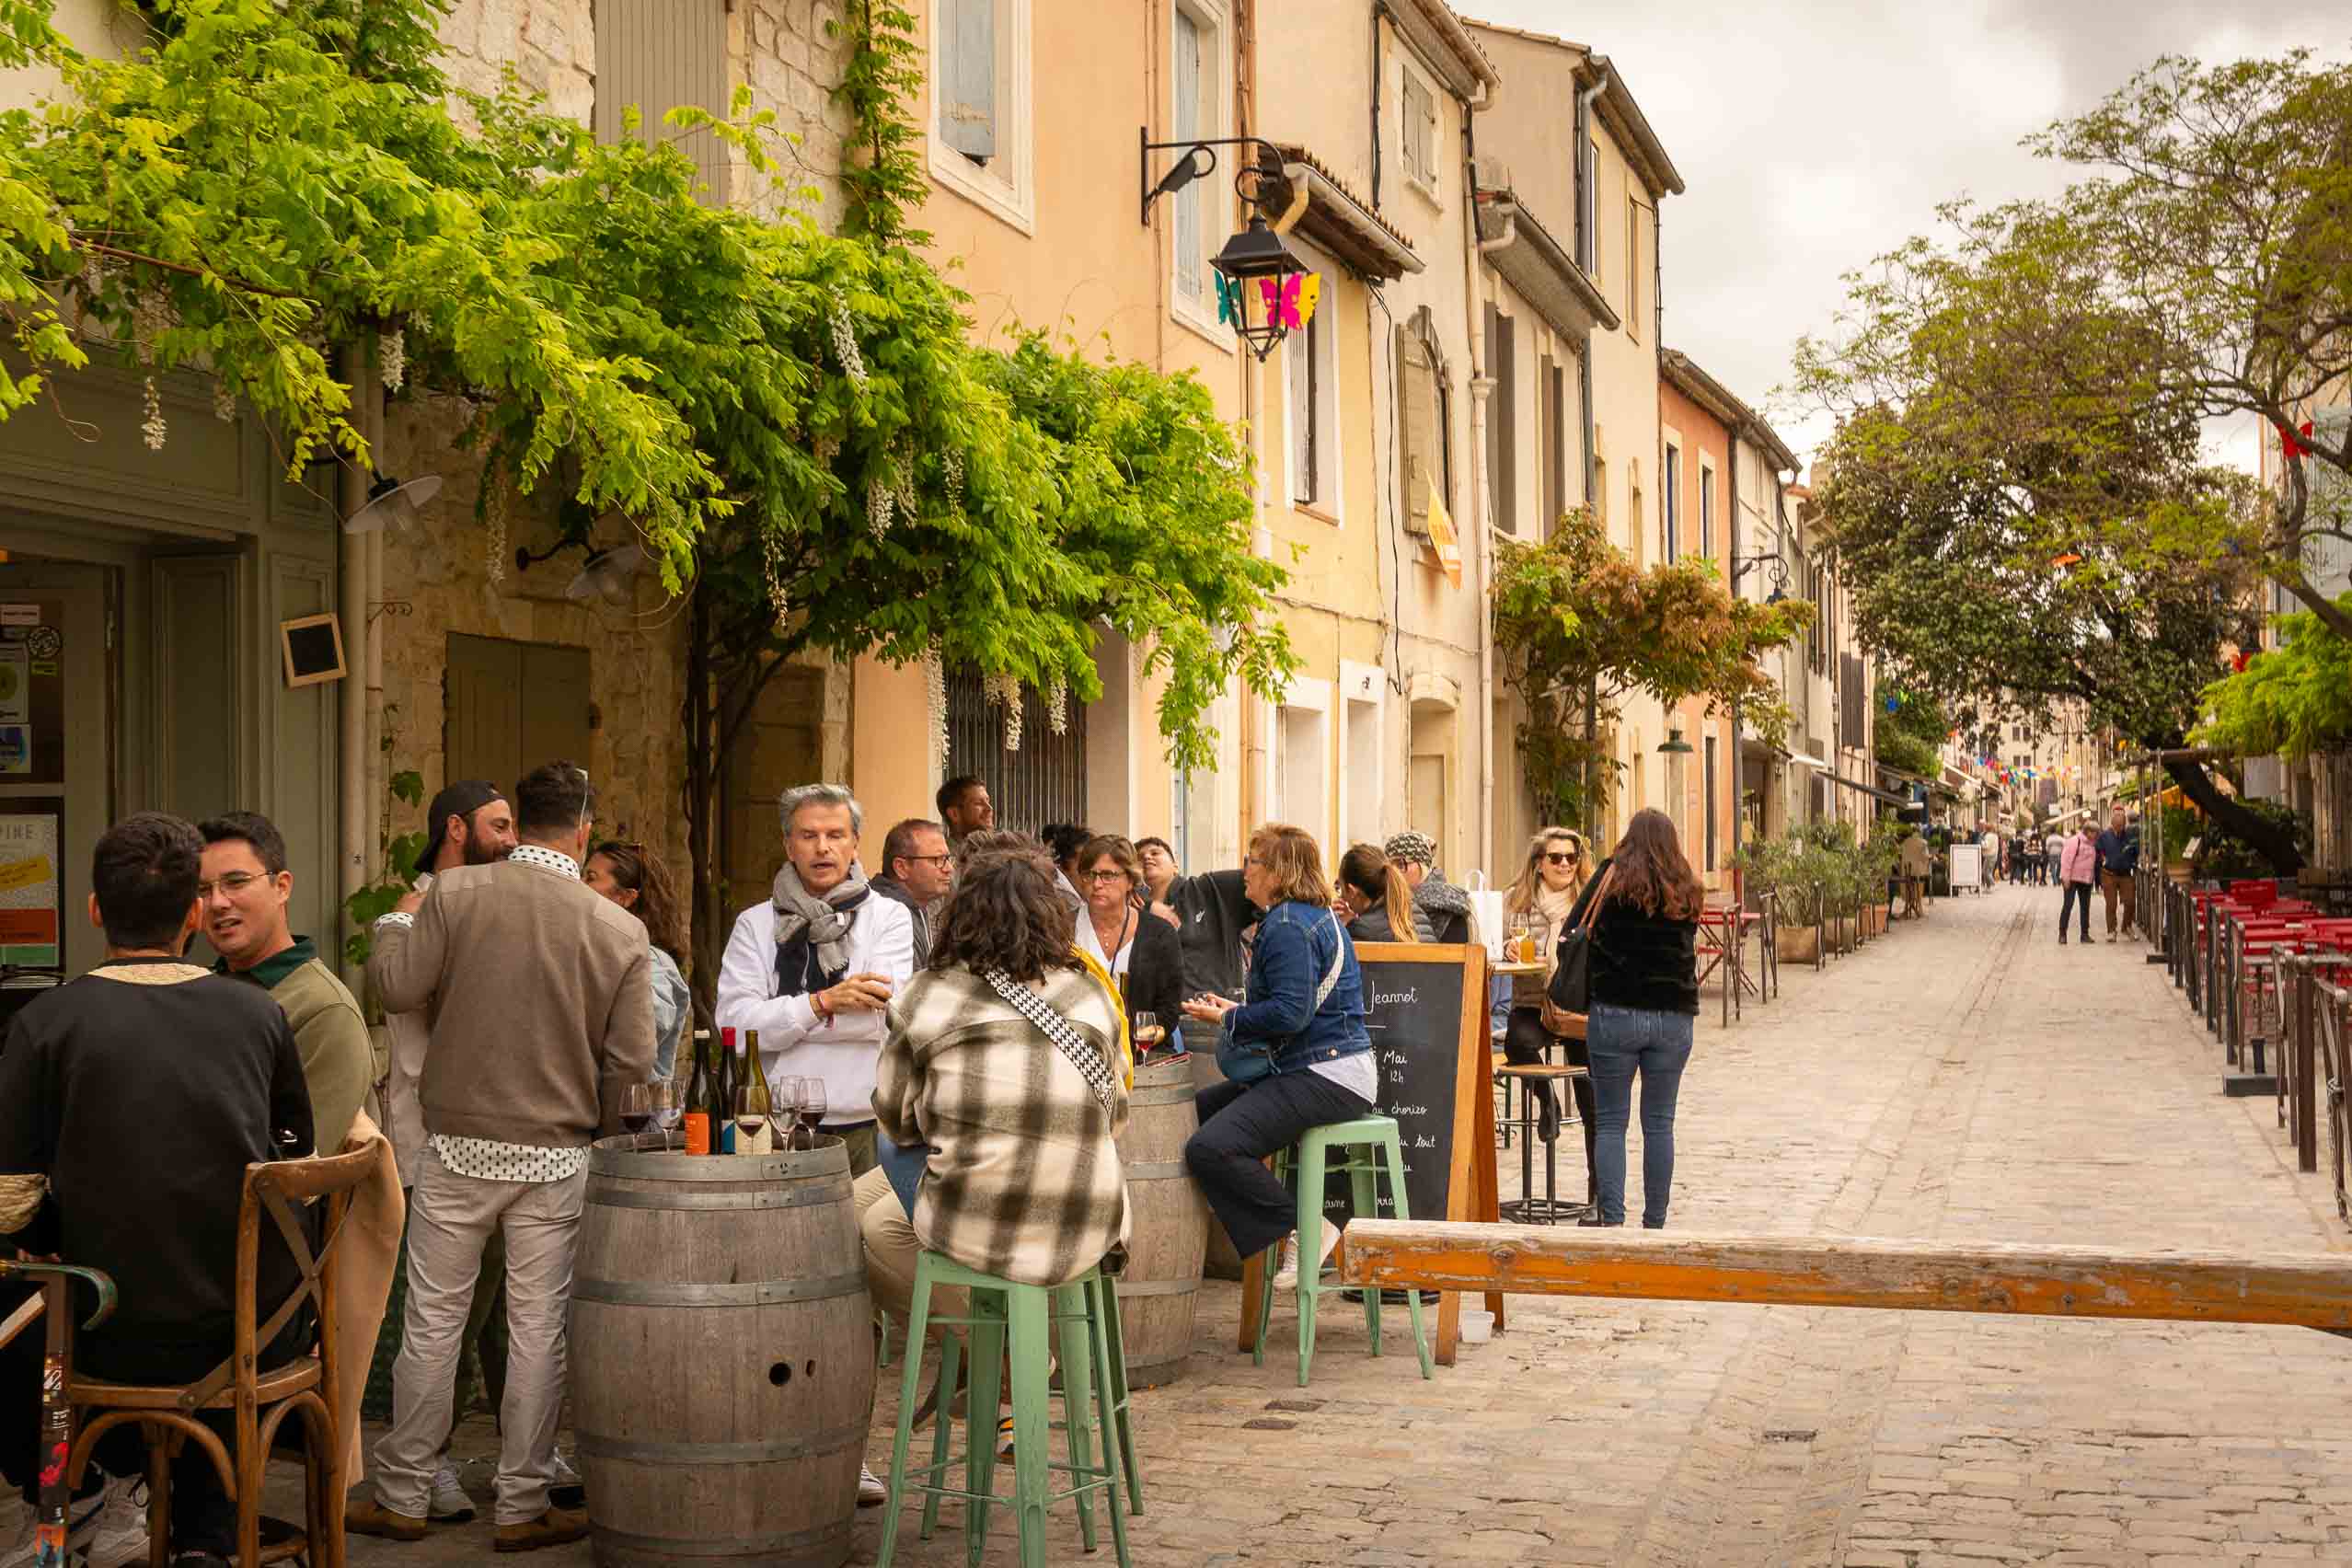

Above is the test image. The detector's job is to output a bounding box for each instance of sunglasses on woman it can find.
[1544,851,1580,866]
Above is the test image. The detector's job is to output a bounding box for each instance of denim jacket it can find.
[1224,900,1374,1075]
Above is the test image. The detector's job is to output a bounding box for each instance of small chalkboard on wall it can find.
[279,613,347,688]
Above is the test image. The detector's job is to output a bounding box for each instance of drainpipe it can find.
[1728,426,1742,873]
[337,345,379,941]
[1459,85,1496,878]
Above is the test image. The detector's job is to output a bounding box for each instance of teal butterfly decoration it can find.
[1215,271,1240,326]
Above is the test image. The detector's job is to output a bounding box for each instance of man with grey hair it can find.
[716,783,915,1178]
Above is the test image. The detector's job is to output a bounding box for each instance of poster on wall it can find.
[0,603,65,786]
[0,808,62,969]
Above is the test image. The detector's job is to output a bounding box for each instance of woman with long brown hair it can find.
[1500,828,1591,1153]
[1557,809,1701,1228]
[585,839,692,1082]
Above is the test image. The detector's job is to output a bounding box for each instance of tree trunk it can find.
[685,587,721,1020]
[2163,755,2302,877]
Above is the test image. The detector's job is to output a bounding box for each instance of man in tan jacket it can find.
[350,762,653,1553]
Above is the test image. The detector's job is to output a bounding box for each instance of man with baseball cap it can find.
[371,779,527,1529]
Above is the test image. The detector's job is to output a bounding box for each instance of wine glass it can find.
[1134,1010,1165,1061]
[796,1080,828,1151]
[732,1082,770,1157]
[774,1076,806,1150]
[619,1082,656,1143]
[651,1080,681,1150]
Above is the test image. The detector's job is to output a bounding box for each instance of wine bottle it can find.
[716,1026,739,1154]
[683,1030,716,1156]
[735,1031,772,1157]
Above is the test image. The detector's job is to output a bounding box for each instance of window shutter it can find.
[1419,81,1438,184]
[1397,325,1435,536]
[1290,322,1316,505]
[1539,354,1558,531]
[1489,307,1516,535]
[1401,71,1430,183]
[1171,9,1203,297]
[594,0,732,203]
[940,0,997,161]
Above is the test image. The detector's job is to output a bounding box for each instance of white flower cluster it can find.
[763,531,790,622]
[830,292,868,389]
[379,328,407,393]
[923,646,950,765]
[133,295,169,367]
[866,478,894,538]
[1046,674,1068,736]
[986,670,1024,752]
[141,375,167,452]
[942,447,964,510]
[484,480,508,587]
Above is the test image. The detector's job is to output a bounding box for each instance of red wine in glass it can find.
[619,1111,653,1136]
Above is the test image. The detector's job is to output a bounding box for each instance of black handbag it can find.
[1546,867,1615,1016]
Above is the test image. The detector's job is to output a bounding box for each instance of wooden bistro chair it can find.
[68,1144,377,1568]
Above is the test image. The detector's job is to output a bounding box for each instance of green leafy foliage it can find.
[0,0,1296,977]
[2195,598,2352,760]
[1493,507,1809,828]
[1874,681,1946,779]
[340,762,425,973]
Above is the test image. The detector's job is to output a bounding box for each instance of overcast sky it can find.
[1464,0,2349,477]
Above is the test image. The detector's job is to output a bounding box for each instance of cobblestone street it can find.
[345,885,2352,1565]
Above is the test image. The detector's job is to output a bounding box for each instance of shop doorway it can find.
[0,559,114,980]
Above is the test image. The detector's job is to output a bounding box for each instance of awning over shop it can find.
[1827,771,1908,807]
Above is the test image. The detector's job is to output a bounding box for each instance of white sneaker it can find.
[1272,1227,1343,1292]
[6,1472,148,1568]
[858,1464,889,1507]
[427,1462,474,1524]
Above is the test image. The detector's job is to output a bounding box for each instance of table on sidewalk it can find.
[1695,903,1758,1026]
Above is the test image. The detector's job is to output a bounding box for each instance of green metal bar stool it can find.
[875,1251,1132,1568]
[1252,1113,1435,1388]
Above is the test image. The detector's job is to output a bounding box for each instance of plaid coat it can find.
[872,963,1131,1287]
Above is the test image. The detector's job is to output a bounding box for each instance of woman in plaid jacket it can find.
[870,844,1132,1290]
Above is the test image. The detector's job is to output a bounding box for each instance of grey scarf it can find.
[772,859,872,984]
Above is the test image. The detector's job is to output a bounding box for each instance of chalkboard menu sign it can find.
[1322,947,1471,1230]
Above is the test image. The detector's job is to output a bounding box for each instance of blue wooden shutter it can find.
[940,0,998,161]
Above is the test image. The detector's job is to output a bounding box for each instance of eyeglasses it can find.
[197,871,269,898]
[902,853,953,868]
[1085,869,1131,884]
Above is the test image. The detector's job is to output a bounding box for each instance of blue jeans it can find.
[1586,1002,1695,1228]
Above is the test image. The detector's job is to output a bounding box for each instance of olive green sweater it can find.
[219,936,373,1154]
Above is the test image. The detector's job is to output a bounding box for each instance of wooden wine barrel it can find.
[1190,1051,1246,1279]
[1115,1057,1211,1385]
[572,1136,874,1568]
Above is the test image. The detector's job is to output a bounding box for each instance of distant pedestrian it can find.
[1980,825,2001,886]
[2058,824,2098,946]
[1559,809,1701,1230]
[2095,804,2140,942]
[2045,828,2064,887]
[1898,829,1931,918]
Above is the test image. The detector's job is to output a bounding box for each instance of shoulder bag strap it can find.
[1315,913,1348,1009]
[1569,866,1616,936]
[983,969,1120,1123]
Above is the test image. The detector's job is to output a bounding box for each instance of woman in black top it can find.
[1334,844,1433,944]
[1073,834,1186,1055]
[1559,808,1701,1228]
